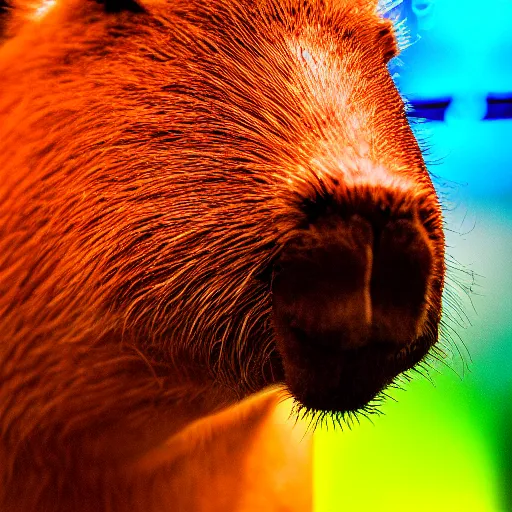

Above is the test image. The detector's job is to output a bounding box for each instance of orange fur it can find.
[0,0,442,510]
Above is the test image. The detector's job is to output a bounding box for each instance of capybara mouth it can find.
[271,210,441,414]
[273,321,434,413]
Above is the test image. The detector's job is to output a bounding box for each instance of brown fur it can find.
[0,0,444,510]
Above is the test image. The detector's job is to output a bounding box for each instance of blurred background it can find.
[314,0,512,510]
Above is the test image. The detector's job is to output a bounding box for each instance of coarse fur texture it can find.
[0,0,447,510]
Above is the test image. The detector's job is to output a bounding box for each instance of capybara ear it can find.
[5,0,147,15]
[0,0,18,39]
[0,0,11,23]
[92,0,146,13]
[0,0,147,39]
[376,17,399,62]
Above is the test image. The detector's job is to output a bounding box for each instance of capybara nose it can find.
[272,211,433,352]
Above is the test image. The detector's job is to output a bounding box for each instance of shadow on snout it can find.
[272,196,440,415]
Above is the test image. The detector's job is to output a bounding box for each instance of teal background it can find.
[314,1,512,510]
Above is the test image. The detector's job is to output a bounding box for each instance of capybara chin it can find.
[0,0,445,510]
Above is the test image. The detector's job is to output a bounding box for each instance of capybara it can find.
[0,0,446,510]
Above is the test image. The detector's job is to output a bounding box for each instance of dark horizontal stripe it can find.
[407,96,512,121]
[408,99,451,121]
[486,96,512,120]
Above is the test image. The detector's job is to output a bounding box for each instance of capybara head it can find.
[0,0,444,430]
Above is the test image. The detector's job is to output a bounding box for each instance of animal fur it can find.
[0,0,444,510]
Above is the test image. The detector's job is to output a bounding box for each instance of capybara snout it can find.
[272,182,441,413]
[0,0,446,509]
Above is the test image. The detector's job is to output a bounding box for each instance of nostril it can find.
[272,216,374,351]
[371,218,433,343]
